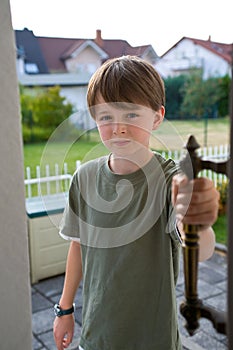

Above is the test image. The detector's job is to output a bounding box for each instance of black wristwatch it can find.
[54,303,75,317]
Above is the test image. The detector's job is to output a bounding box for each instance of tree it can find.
[164,75,187,119]
[33,86,74,128]
[180,72,206,118]
[20,92,34,127]
[217,75,231,117]
[180,73,229,119]
[20,85,75,143]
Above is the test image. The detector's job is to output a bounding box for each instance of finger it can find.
[172,174,189,205]
[174,176,214,196]
[176,178,219,203]
[183,199,219,224]
[176,191,219,220]
[182,211,218,226]
[54,338,64,350]
[63,332,73,348]
[187,199,219,216]
[172,173,189,188]
[53,329,64,350]
[190,177,215,191]
[177,188,218,207]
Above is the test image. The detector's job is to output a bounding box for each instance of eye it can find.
[97,115,112,123]
[127,113,138,119]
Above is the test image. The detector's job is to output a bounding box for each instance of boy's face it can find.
[93,97,164,157]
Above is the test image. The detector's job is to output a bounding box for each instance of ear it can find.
[152,106,165,130]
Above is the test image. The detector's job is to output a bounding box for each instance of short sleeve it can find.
[59,175,81,242]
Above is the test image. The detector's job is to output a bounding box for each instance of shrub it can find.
[216,181,228,215]
[22,125,55,144]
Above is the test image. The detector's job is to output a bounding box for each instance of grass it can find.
[23,135,104,177]
[213,214,228,246]
[23,118,230,244]
[150,116,230,150]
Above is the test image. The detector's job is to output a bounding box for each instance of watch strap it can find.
[54,303,75,317]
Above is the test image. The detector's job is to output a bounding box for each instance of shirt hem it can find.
[59,231,80,242]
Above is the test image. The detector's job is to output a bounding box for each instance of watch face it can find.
[54,304,61,316]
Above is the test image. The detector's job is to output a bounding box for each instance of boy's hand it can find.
[53,314,75,350]
[172,174,220,229]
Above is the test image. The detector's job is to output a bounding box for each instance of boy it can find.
[53,56,219,350]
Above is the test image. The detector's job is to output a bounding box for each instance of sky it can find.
[9,0,232,56]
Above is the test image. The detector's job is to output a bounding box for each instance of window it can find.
[25,63,39,74]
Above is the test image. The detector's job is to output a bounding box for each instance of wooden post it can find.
[0,1,32,349]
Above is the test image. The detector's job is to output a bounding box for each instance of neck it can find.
[109,149,153,175]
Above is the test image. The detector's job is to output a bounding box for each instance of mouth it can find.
[112,139,131,147]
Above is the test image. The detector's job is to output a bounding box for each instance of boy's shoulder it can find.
[153,151,179,171]
[72,155,108,178]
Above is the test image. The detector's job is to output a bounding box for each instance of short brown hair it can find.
[87,55,165,117]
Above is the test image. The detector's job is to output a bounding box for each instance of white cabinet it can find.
[26,194,70,284]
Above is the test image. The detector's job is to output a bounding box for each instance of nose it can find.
[112,122,127,135]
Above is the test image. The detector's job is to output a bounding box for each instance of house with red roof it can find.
[15,28,158,128]
[155,36,232,79]
[15,28,158,75]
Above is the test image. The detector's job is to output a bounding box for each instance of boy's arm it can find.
[53,240,82,350]
[172,174,219,262]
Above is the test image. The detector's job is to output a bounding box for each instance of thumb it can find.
[172,174,188,205]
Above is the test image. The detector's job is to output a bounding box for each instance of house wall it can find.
[16,56,25,75]
[60,85,88,110]
[155,38,230,79]
[65,46,102,74]
[142,49,159,65]
[60,86,97,130]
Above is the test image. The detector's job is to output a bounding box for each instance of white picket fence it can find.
[24,160,81,198]
[24,145,229,198]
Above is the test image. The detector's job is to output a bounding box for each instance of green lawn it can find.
[150,116,230,150]
[213,214,228,246]
[24,138,104,177]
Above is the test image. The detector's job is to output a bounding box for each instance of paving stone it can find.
[177,270,185,288]
[207,252,227,268]
[32,335,44,350]
[176,285,184,298]
[33,274,65,299]
[37,330,57,350]
[32,308,55,335]
[32,291,53,313]
[180,335,206,350]
[198,265,226,284]
[205,293,227,312]
[215,280,228,292]
[186,329,227,349]
[198,279,224,300]
[200,254,227,274]
[198,317,227,342]
[31,286,37,295]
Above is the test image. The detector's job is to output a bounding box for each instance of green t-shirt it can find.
[60,153,182,350]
